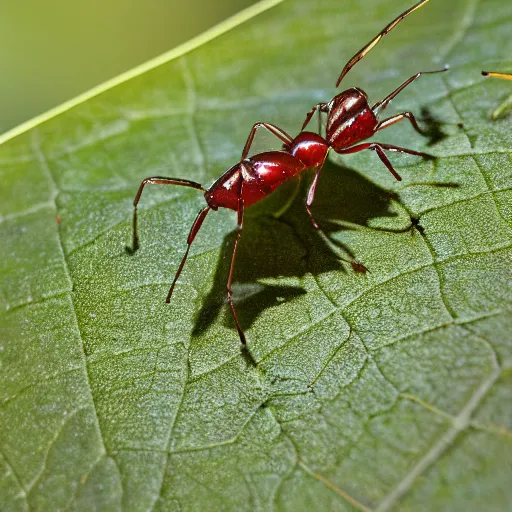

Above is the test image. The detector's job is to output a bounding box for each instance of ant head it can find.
[324,88,377,149]
[329,88,369,119]
[289,132,329,169]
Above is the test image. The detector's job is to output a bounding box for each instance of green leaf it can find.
[1,0,511,510]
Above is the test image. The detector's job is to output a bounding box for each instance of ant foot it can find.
[351,261,369,274]
[125,236,139,255]
[241,344,258,367]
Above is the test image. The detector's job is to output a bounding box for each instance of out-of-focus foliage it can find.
[0,0,256,133]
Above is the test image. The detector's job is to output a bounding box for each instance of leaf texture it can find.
[1,0,511,510]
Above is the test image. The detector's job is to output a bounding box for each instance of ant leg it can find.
[131,176,205,252]
[241,122,293,160]
[339,142,431,181]
[226,173,251,353]
[305,151,330,229]
[317,107,326,136]
[372,68,448,114]
[302,103,328,132]
[376,112,426,136]
[370,145,404,181]
[336,0,430,87]
[306,168,322,229]
[374,142,430,158]
[166,206,211,303]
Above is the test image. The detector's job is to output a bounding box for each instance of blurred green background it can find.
[0,0,257,135]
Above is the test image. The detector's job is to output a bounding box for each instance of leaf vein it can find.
[0,448,28,507]
[26,407,89,494]
[148,336,190,511]
[298,459,373,512]
[30,130,113,494]
[0,367,83,409]
[376,360,500,511]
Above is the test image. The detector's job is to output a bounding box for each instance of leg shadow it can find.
[193,158,412,337]
[419,106,464,147]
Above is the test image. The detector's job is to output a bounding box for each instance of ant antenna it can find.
[336,0,430,87]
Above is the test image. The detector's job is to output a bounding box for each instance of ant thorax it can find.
[289,132,329,169]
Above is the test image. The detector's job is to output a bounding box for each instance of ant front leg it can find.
[301,103,328,132]
[130,176,205,252]
[339,142,431,181]
[371,68,448,115]
[241,122,293,160]
[371,68,448,137]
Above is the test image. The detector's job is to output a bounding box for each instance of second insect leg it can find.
[339,142,431,181]
[225,169,256,365]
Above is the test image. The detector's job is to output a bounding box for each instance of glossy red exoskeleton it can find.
[130,122,325,358]
[299,0,447,226]
[130,0,444,359]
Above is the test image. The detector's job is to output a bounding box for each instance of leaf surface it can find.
[1,0,511,510]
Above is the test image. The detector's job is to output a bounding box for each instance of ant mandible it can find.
[130,0,444,359]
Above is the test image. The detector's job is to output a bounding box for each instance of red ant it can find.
[130,0,444,358]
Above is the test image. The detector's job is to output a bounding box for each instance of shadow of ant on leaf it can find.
[419,106,465,147]
[192,158,417,337]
